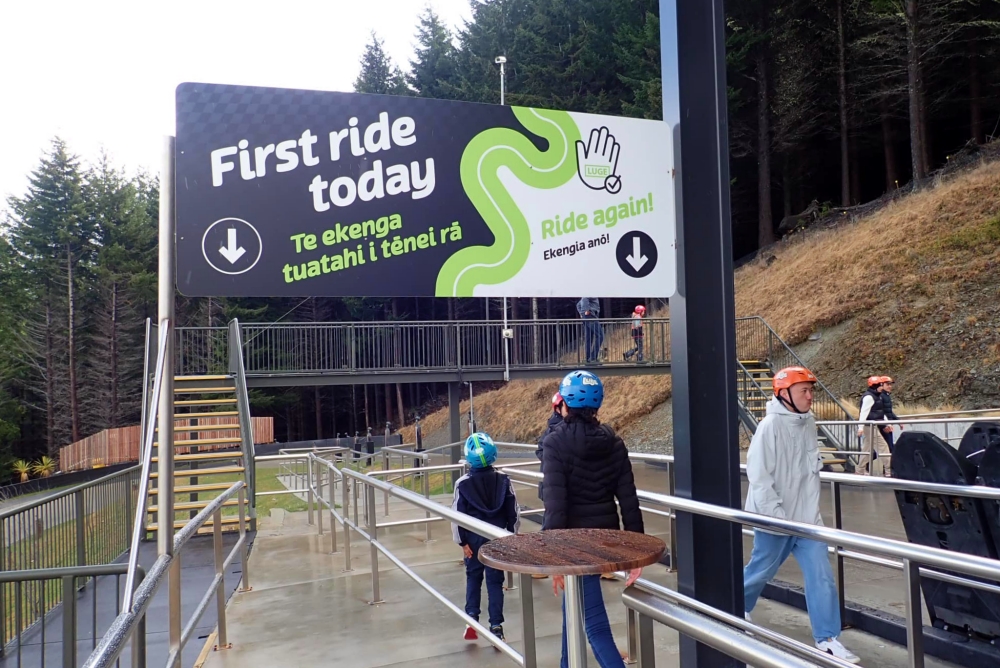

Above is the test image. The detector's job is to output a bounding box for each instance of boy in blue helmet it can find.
[451,432,520,643]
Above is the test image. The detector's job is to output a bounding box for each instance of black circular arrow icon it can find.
[616,231,658,278]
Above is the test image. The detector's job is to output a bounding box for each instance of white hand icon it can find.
[576,127,622,193]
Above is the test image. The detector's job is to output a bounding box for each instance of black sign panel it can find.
[175,83,674,297]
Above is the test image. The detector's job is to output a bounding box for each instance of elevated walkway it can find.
[202,459,965,668]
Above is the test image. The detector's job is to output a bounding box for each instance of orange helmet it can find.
[773,366,818,395]
[867,376,884,387]
[880,376,894,384]
[552,392,564,409]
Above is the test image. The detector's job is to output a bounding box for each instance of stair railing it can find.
[735,316,858,460]
[229,318,257,528]
[123,319,170,610]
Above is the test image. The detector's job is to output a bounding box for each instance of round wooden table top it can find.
[478,529,666,576]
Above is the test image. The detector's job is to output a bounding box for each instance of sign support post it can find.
[666,1,746,667]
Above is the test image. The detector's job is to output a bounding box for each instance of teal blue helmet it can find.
[464,432,498,469]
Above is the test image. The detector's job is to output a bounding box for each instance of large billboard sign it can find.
[175,83,675,297]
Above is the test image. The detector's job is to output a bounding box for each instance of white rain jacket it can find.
[744,397,824,526]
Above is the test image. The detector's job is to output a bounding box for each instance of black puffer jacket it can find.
[541,419,644,533]
[535,412,564,500]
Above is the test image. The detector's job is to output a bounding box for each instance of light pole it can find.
[494,55,506,105]
[494,55,510,376]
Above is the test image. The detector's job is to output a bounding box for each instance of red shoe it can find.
[464,625,478,641]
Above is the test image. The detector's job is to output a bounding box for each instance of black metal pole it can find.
[666,0,745,667]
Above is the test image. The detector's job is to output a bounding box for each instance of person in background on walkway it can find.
[452,432,520,643]
[858,375,893,476]
[543,370,644,668]
[576,297,604,364]
[879,376,902,451]
[623,304,646,363]
[744,366,861,664]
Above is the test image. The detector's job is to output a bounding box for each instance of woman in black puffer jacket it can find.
[542,370,644,668]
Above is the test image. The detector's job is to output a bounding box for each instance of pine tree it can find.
[354,32,410,95]
[7,139,94,450]
[409,7,460,99]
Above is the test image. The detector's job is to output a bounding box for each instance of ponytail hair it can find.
[565,407,600,425]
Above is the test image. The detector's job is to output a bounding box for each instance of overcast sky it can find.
[0,0,472,206]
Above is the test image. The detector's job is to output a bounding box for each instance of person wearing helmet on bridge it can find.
[623,304,646,363]
[452,432,520,644]
[744,366,861,664]
[858,376,894,475]
[542,370,644,668]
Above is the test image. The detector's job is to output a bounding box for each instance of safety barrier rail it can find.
[499,465,1000,668]
[1,466,140,653]
[83,481,250,668]
[0,563,144,668]
[279,448,917,668]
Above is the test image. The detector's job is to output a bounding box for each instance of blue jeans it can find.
[583,317,604,362]
[465,541,505,626]
[561,575,625,668]
[744,530,841,642]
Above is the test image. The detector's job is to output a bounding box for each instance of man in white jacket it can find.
[744,366,861,664]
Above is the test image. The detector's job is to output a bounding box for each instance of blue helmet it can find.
[560,370,604,409]
[465,432,498,469]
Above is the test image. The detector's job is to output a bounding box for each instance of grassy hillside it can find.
[406,156,1000,443]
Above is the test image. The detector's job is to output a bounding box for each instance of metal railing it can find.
[170,318,671,377]
[1,466,140,653]
[497,460,1000,668]
[734,316,857,459]
[83,481,250,668]
[303,453,538,667]
[228,319,257,527]
[0,564,145,668]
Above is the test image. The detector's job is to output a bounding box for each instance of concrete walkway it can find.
[203,469,962,668]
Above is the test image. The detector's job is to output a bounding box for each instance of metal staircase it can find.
[734,317,859,472]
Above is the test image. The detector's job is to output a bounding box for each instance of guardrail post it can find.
[636,612,656,668]
[342,479,353,572]
[831,480,847,627]
[383,449,390,517]
[519,572,537,668]
[665,462,677,573]
[62,576,77,668]
[239,486,251,592]
[903,559,925,668]
[423,468,433,542]
[213,508,232,650]
[307,458,315,526]
[626,608,638,665]
[366,484,383,604]
[316,460,324,536]
[328,469,338,554]
[75,490,86,567]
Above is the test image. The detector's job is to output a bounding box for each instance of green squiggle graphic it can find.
[435,107,581,297]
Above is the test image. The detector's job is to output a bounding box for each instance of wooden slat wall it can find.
[58,417,274,471]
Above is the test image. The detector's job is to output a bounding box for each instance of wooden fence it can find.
[58,417,274,471]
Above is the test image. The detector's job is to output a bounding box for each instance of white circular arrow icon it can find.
[201,217,262,275]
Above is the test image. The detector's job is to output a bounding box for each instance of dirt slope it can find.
[406,155,1000,443]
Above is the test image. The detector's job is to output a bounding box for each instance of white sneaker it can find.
[744,612,752,623]
[816,638,860,664]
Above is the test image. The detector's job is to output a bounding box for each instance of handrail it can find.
[84,480,248,668]
[229,318,257,526]
[622,587,830,668]
[501,466,1000,581]
[0,464,141,522]
[819,416,1000,426]
[122,320,170,610]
